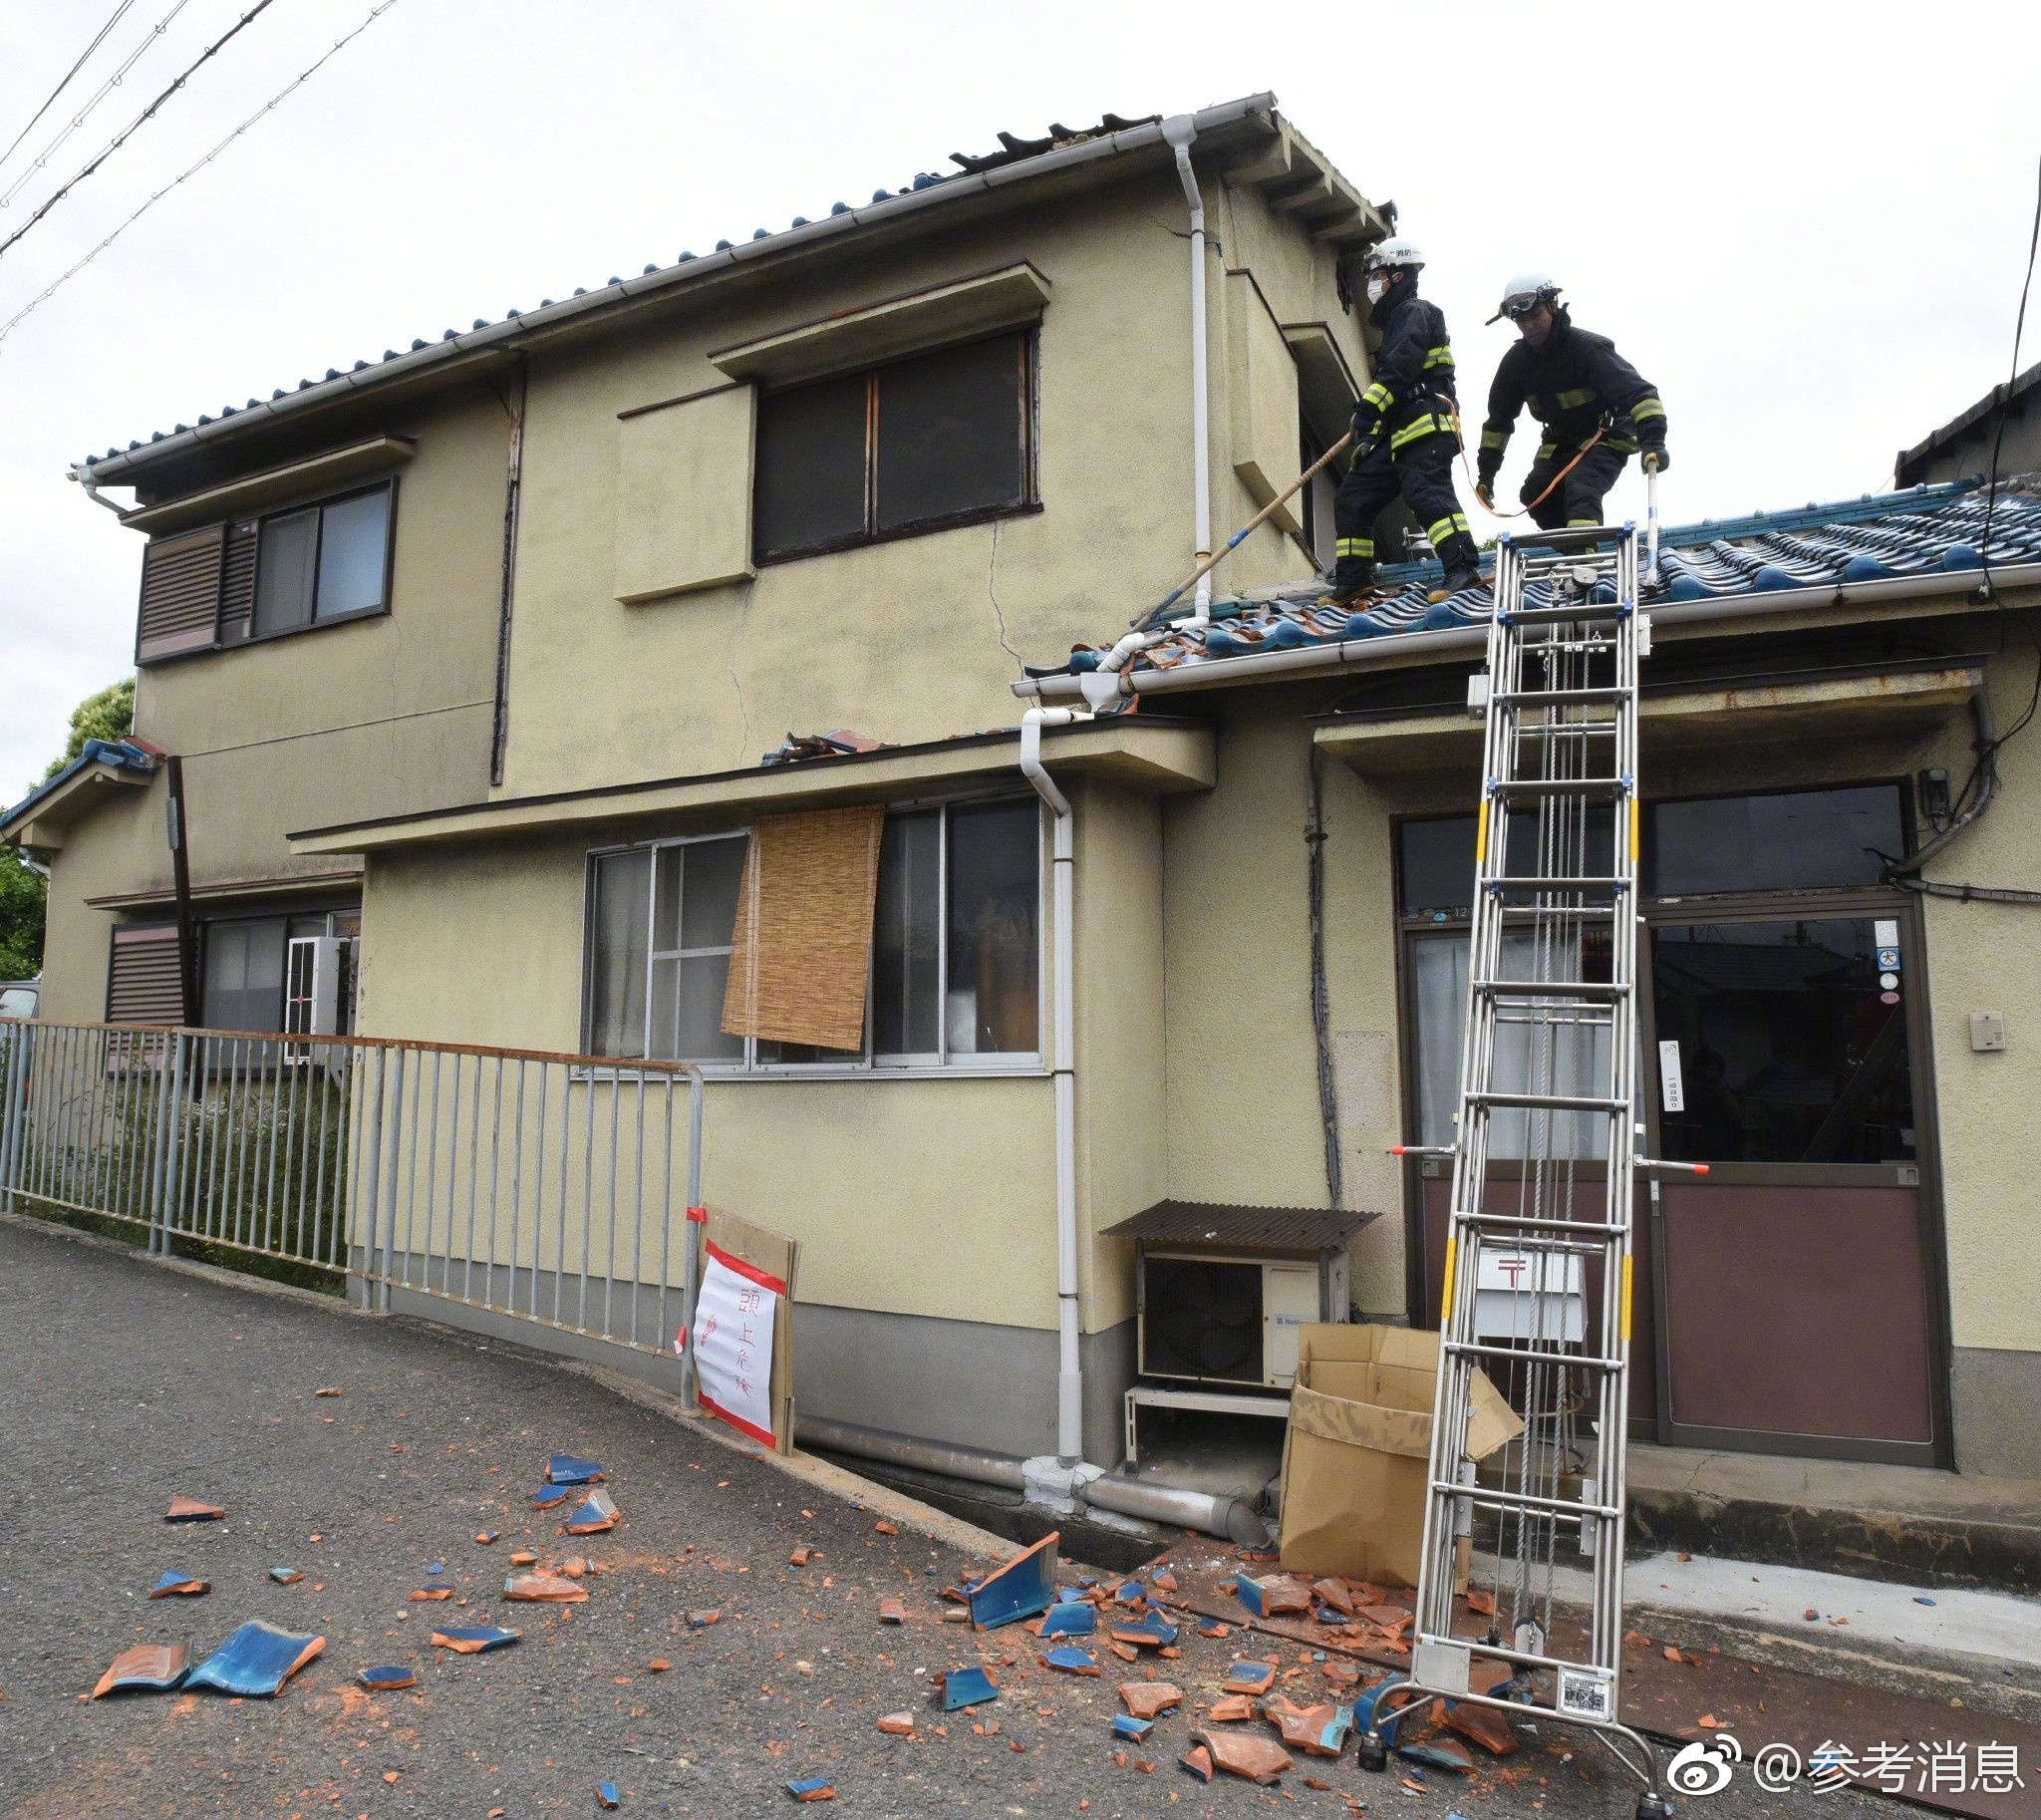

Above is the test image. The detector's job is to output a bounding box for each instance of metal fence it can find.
[0,1018,706,1370]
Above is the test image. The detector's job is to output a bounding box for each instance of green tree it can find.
[1,677,138,981]
[43,677,136,780]
[0,848,42,980]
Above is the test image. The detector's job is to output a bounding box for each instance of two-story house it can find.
[12,91,2041,1503]
[9,96,1386,1473]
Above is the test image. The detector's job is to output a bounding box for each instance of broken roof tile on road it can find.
[545,1453,606,1485]
[1040,1647,1100,1675]
[164,1495,224,1523]
[358,1665,416,1690]
[267,1567,302,1585]
[1039,1602,1095,1638]
[597,1782,620,1809]
[784,1777,835,1802]
[940,1666,1000,1710]
[91,1643,190,1698]
[1198,1726,1295,1784]
[183,1622,326,1697]
[503,1573,589,1603]
[1118,1681,1183,1719]
[562,1489,620,1534]
[967,1530,1058,1630]
[431,1626,520,1654]
[147,1571,207,1598]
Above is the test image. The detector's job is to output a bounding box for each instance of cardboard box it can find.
[1277,1324,1522,1590]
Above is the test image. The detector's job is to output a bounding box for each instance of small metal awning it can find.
[1102,1200,1381,1253]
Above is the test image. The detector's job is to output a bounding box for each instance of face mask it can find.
[1366,273,1391,305]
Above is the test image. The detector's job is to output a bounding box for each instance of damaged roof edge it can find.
[74,94,1289,491]
[1014,557,2041,705]
[0,739,158,843]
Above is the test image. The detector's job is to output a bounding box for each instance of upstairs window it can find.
[752,331,1035,563]
[252,483,394,636]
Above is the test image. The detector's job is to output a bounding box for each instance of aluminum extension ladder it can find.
[1367,522,1700,1818]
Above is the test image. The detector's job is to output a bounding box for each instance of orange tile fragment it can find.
[1119,1681,1183,1719]
[503,1574,588,1604]
[1465,1587,1497,1617]
[877,1711,915,1736]
[789,1547,812,1567]
[1198,1727,1294,1783]
[873,1520,900,1536]
[408,1589,451,1603]
[648,1659,671,1672]
[164,1496,224,1523]
[509,1550,537,1567]
[1208,1694,1255,1722]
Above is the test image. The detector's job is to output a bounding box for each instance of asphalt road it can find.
[0,1216,1918,1820]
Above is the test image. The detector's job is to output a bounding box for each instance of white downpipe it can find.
[1020,706,1091,1463]
[1163,116,1214,624]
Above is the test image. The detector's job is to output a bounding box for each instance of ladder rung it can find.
[1491,776,1628,799]
[1445,1341,1623,1372]
[1450,1211,1627,1238]
[1468,1090,1625,1112]
[1516,524,1630,554]
[1495,687,1629,707]
[1430,1479,1621,1520]
[1474,979,1629,1000]
[1499,601,1623,627]
[1486,875,1626,892]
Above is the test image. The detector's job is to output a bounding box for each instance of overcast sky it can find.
[2,0,2037,799]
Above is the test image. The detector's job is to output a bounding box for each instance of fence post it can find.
[162,1031,188,1254]
[378,1047,406,1314]
[0,1023,27,1217]
[147,1032,177,1257]
[681,1066,705,1409]
[355,1046,387,1312]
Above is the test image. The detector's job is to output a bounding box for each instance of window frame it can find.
[242,477,400,648]
[578,794,1047,1078]
[751,328,1041,567]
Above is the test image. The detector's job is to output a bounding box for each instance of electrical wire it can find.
[0,1,401,351]
[0,0,279,266]
[0,2,137,178]
[1,1,196,211]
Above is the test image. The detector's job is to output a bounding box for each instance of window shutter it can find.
[217,518,259,644]
[721,805,885,1051]
[136,524,224,663]
[614,383,756,602]
[106,924,185,1025]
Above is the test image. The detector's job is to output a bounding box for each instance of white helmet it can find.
[1364,236,1424,273]
[1488,269,1560,324]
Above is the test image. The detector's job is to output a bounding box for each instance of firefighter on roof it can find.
[1476,272,1668,529]
[1320,238,1481,607]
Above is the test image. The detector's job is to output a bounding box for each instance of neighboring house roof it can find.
[75,95,1384,488]
[1027,480,2041,688]
[1895,359,2041,486]
[0,740,159,846]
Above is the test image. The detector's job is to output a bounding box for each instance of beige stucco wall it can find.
[495,169,1359,797]
[354,772,1172,1342]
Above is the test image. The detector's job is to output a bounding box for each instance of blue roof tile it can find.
[1067,481,2040,679]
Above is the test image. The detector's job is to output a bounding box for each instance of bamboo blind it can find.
[721,804,885,1051]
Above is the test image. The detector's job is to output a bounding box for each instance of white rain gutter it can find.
[1019,706,1091,1463]
[68,95,1278,492]
[1162,115,1214,623]
[1011,560,2041,704]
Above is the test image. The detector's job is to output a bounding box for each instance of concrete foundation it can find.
[1951,1347,2041,1479]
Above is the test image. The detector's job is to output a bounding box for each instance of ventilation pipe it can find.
[1162,115,1214,625]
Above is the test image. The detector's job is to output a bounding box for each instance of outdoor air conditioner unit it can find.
[1137,1249,1330,1392]
[286,935,357,1062]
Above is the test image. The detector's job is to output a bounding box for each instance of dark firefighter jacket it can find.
[1477,306,1666,481]
[1352,280,1457,461]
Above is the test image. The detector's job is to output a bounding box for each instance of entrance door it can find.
[1642,900,1948,1465]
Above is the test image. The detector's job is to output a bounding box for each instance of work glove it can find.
[1642,446,1669,475]
[1474,468,1498,510]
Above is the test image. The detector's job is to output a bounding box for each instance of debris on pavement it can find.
[1039,1601,1094,1637]
[474,1529,498,1545]
[358,1666,416,1691]
[503,1573,589,1603]
[1118,1680,1182,1719]
[546,1453,606,1484]
[784,1777,835,1801]
[163,1495,224,1523]
[408,1587,452,1602]
[182,1622,326,1697]
[873,1519,899,1535]
[1040,1647,1099,1675]
[686,1610,721,1629]
[1111,1714,1153,1740]
[939,1666,999,1710]
[91,1643,190,1698]
[1441,1698,1520,1755]
[597,1781,620,1809]
[1180,1743,1214,1782]
[789,1546,813,1566]
[313,1386,342,1396]
[1198,1725,1295,1783]
[967,1530,1059,1631]
[430,1626,520,1654]
[146,1571,207,1598]
[531,1483,575,1509]
[876,1711,915,1735]
[562,1489,620,1535]
[1234,1573,1312,1618]
[267,1567,302,1585]
[877,1597,906,1625]
[1207,1693,1256,1722]
[509,1548,538,1566]
[1221,1661,1278,1696]
[1265,1693,1352,1756]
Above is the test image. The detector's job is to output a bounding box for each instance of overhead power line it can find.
[0,0,280,266]
[0,0,401,351]
[2,1,197,210]
[0,2,138,177]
